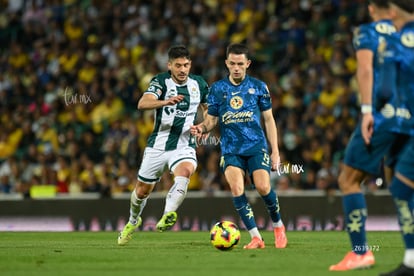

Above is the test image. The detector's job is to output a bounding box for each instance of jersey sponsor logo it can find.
[175,110,187,118]
[167,89,177,97]
[381,103,411,119]
[165,106,175,116]
[222,111,254,124]
[230,96,243,110]
[375,23,396,35]
[164,107,196,118]
[175,110,196,118]
[178,101,188,108]
[401,32,414,48]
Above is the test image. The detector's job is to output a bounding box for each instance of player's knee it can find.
[338,175,352,192]
[254,182,270,195]
[228,183,244,196]
[337,170,361,193]
[136,183,153,198]
[173,163,195,178]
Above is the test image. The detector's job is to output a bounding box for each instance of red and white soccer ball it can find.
[210,221,241,250]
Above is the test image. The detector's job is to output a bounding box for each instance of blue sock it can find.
[389,177,414,249]
[342,193,367,254]
[232,194,256,230]
[261,190,282,223]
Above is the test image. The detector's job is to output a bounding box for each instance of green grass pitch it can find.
[0,231,404,276]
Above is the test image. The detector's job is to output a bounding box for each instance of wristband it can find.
[361,104,372,114]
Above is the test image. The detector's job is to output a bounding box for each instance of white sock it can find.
[272,221,284,228]
[248,227,262,240]
[164,176,189,214]
[129,191,147,225]
[403,249,414,268]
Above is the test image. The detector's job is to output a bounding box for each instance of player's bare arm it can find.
[262,109,280,171]
[356,49,374,145]
[190,114,218,138]
[199,103,208,119]
[137,93,184,110]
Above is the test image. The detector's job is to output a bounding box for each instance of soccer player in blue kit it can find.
[190,43,288,249]
[330,0,402,271]
[378,1,414,275]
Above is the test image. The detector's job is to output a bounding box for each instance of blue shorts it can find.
[384,134,410,169]
[343,124,406,176]
[395,137,414,181]
[220,152,271,175]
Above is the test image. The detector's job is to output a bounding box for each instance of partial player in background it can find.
[379,1,414,275]
[118,45,209,245]
[330,0,399,271]
[191,43,287,249]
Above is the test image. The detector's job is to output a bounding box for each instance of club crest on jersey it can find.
[230,96,243,110]
[189,86,199,101]
[248,88,255,94]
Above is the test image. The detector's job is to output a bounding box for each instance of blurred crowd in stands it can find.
[0,0,383,197]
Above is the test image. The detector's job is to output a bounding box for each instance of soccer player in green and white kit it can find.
[118,45,209,245]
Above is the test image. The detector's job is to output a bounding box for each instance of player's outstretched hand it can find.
[190,124,203,138]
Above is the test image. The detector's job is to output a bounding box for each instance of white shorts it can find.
[137,146,197,184]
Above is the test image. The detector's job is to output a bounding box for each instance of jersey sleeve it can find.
[258,83,272,111]
[207,84,219,117]
[144,75,164,99]
[352,23,376,52]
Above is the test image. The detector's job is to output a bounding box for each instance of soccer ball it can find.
[210,221,241,250]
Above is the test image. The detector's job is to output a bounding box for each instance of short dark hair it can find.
[226,43,250,59]
[390,0,414,12]
[168,45,190,61]
[369,0,390,8]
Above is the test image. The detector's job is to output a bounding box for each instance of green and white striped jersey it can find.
[144,72,209,151]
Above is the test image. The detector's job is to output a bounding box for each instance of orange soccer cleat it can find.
[274,226,288,248]
[329,251,375,271]
[243,236,265,249]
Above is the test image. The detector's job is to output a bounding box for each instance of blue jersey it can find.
[352,19,396,130]
[379,21,414,135]
[207,75,272,156]
[389,22,414,181]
